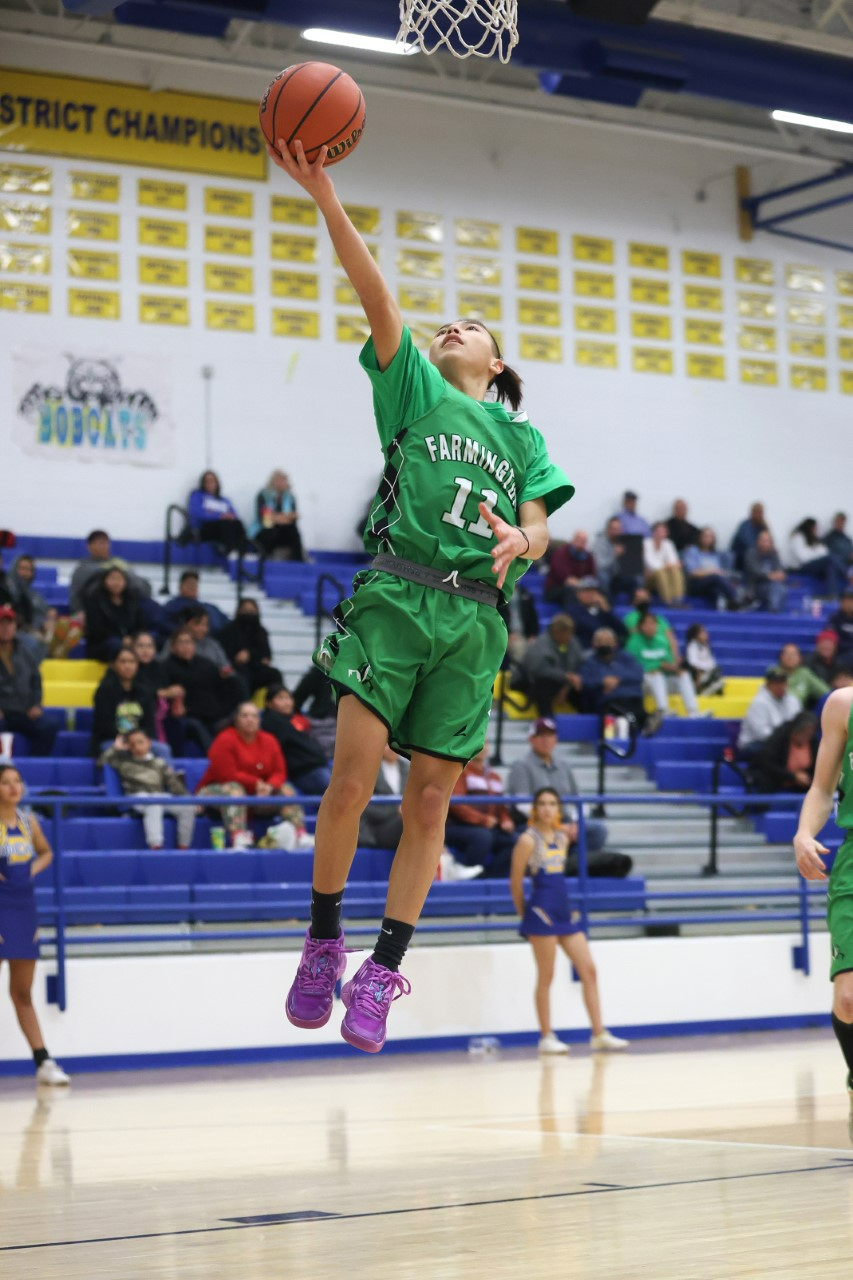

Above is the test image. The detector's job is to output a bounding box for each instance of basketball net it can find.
[397,0,519,63]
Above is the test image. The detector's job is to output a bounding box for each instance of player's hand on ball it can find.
[267,138,332,198]
[478,502,526,591]
[793,833,828,881]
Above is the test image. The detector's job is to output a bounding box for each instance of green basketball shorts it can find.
[314,568,507,762]
[827,836,853,980]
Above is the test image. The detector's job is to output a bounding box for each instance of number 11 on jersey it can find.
[441,477,498,539]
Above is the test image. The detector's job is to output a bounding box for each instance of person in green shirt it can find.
[625,610,704,725]
[268,135,573,1053]
[779,642,830,711]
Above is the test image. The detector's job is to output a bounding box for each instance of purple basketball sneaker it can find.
[340,956,412,1053]
[286,930,348,1029]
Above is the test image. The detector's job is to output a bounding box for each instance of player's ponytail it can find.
[489,362,523,412]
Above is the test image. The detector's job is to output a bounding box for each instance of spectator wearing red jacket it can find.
[196,702,301,848]
[544,531,597,608]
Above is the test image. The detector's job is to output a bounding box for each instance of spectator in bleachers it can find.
[132,631,185,753]
[593,517,642,601]
[84,567,145,662]
[577,627,646,729]
[163,570,228,633]
[566,578,627,649]
[626,611,705,727]
[749,711,818,794]
[685,623,725,697]
[778,643,829,711]
[196,702,301,850]
[643,522,685,606]
[613,490,651,537]
[169,607,249,704]
[506,717,610,861]
[789,518,847,599]
[516,614,583,715]
[543,531,596,608]
[357,742,408,852]
[90,648,158,754]
[0,607,57,758]
[218,597,282,696]
[824,512,853,579]
[683,528,739,610]
[262,685,332,795]
[624,588,682,670]
[827,588,853,660]
[737,665,801,756]
[160,628,241,753]
[730,502,768,574]
[187,470,253,558]
[806,630,841,686]
[744,530,787,613]
[251,469,307,563]
[665,498,700,553]
[101,728,195,850]
[5,555,81,660]
[445,744,517,878]
[292,663,338,758]
[69,529,152,614]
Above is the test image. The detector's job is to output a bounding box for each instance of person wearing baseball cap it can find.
[737,664,800,756]
[613,490,651,537]
[0,607,57,757]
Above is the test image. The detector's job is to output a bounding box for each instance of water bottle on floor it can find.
[467,1036,500,1057]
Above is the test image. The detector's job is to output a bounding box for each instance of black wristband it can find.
[516,526,530,556]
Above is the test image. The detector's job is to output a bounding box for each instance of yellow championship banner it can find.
[396,248,442,279]
[397,211,443,243]
[632,346,673,374]
[398,284,445,314]
[686,353,725,381]
[139,256,188,287]
[842,371,853,395]
[738,325,776,354]
[0,163,51,194]
[519,334,562,362]
[456,256,501,286]
[335,278,361,307]
[0,242,50,274]
[786,263,824,292]
[790,364,827,391]
[456,218,501,249]
[68,287,120,319]
[1,282,50,312]
[138,217,187,249]
[682,250,721,278]
[735,257,774,286]
[272,271,319,300]
[67,210,119,241]
[836,271,853,297]
[629,242,669,271]
[0,202,50,235]
[516,263,559,293]
[517,227,559,256]
[139,294,189,326]
[272,233,317,264]
[786,299,824,327]
[631,312,671,340]
[518,298,561,327]
[684,284,723,312]
[344,205,381,235]
[574,305,616,334]
[204,188,253,218]
[789,332,826,358]
[457,290,502,321]
[574,270,615,299]
[67,249,119,281]
[138,179,187,210]
[205,301,254,332]
[684,318,724,346]
[0,69,265,179]
[572,235,612,264]
[737,291,775,319]
[69,171,119,202]
[272,309,320,339]
[839,305,853,330]
[205,263,254,294]
[839,337,853,362]
[204,225,252,256]
[270,196,317,226]
[575,340,617,369]
[630,277,670,306]
[336,314,371,343]
[739,358,777,387]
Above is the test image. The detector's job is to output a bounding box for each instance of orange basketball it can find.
[259,62,366,167]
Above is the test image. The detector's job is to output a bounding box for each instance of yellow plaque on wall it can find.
[138,178,187,210]
[335,278,361,307]
[68,287,120,319]
[686,353,725,380]
[737,291,775,319]
[839,305,853,330]
[67,210,119,241]
[786,298,824,327]
[517,227,559,256]
[738,325,776,354]
[1,282,50,312]
[272,271,318,300]
[574,305,616,334]
[138,217,188,248]
[572,234,612,264]
[789,331,826,358]
[631,312,671,340]
[1,164,51,195]
[786,264,824,292]
[684,318,724,345]
[455,218,500,250]
[0,242,50,273]
[270,196,316,226]
[397,211,443,243]
[739,358,777,387]
[0,201,50,235]
[630,277,670,306]
[139,295,189,326]
[684,284,723,312]
[629,242,669,271]
[204,226,252,256]
[836,270,853,297]
[396,249,442,279]
[632,347,673,374]
[841,371,853,395]
[457,291,502,321]
[69,171,119,202]
[456,256,501,286]
[204,188,253,218]
[344,205,381,235]
[519,334,562,362]
[271,233,317,263]
[682,250,721,278]
[205,263,254,294]
[575,340,617,369]
[272,309,320,338]
[516,263,560,292]
[398,284,445,314]
[336,314,371,343]
[839,337,853,362]
[790,364,826,391]
[574,271,615,299]
[518,298,561,327]
[138,256,188,287]
[206,301,254,332]
[735,257,774,286]
[67,249,119,281]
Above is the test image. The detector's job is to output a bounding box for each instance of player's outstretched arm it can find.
[267,140,402,369]
[793,688,851,881]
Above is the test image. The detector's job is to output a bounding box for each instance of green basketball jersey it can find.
[359,326,574,601]
[837,697,853,830]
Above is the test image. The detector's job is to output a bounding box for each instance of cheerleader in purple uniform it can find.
[511,787,629,1056]
[0,764,69,1085]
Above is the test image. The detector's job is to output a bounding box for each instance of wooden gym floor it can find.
[1,1029,851,1279]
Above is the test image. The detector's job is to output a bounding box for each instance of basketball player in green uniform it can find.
[794,684,853,1141]
[267,137,572,1052]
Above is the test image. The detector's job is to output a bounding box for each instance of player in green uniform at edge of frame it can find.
[794,684,853,1143]
[266,136,573,1053]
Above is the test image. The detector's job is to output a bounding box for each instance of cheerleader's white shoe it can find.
[590,1030,629,1052]
[538,1033,569,1055]
[35,1058,70,1086]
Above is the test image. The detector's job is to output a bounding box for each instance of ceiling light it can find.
[771,109,853,135]
[302,28,418,56]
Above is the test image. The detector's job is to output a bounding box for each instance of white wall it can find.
[2,54,852,552]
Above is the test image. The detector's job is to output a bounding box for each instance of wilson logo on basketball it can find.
[326,122,365,161]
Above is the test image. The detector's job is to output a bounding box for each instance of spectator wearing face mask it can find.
[516,614,583,716]
[218,598,283,695]
[577,628,646,728]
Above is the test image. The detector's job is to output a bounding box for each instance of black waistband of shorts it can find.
[370,553,500,607]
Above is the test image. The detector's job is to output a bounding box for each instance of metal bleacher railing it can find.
[29,789,827,1015]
